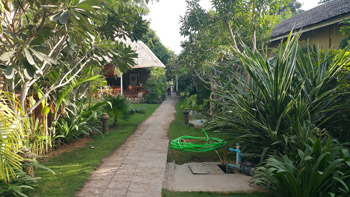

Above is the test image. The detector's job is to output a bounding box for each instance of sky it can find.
[145,0,320,54]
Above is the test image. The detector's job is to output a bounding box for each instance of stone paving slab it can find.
[76,95,178,197]
[164,162,265,193]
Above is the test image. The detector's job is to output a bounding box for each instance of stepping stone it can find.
[188,163,225,174]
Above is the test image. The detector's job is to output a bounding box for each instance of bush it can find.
[56,103,100,143]
[180,93,208,112]
[145,67,167,103]
[255,138,350,197]
[209,34,350,157]
[0,169,39,197]
[320,50,350,143]
[104,94,131,127]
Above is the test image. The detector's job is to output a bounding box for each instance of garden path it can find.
[76,94,178,197]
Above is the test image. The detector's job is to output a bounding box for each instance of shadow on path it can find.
[77,94,179,197]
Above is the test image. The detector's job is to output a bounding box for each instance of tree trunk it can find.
[225,21,239,51]
[20,81,30,114]
[113,117,118,127]
[252,23,257,54]
[210,83,217,120]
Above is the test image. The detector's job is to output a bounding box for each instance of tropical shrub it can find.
[0,92,54,196]
[0,169,40,197]
[0,92,26,183]
[56,102,100,143]
[209,34,350,157]
[339,19,350,49]
[145,67,167,103]
[180,93,208,112]
[255,138,350,197]
[104,94,132,127]
[320,50,350,143]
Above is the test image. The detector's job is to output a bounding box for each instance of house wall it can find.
[269,23,345,56]
[299,23,344,49]
[105,68,150,88]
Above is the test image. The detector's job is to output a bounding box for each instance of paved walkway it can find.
[77,94,178,197]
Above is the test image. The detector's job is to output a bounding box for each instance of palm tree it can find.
[105,95,131,127]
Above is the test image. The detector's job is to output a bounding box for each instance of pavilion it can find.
[104,38,165,99]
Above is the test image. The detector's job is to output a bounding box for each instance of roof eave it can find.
[270,15,350,42]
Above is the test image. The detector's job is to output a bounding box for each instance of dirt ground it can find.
[39,137,94,162]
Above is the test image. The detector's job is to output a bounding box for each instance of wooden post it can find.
[120,74,123,96]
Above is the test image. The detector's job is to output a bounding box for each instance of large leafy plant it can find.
[145,67,167,104]
[209,34,350,157]
[56,102,101,143]
[255,138,350,196]
[104,95,132,127]
[0,0,147,149]
[0,168,40,197]
[0,92,26,183]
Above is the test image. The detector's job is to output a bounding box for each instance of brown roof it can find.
[271,0,350,38]
[117,38,165,69]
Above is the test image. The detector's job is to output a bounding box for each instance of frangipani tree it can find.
[0,0,148,155]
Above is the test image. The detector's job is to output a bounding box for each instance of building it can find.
[103,38,165,100]
[270,0,350,49]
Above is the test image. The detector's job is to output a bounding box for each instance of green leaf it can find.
[30,26,52,46]
[41,106,50,115]
[78,0,99,6]
[346,161,350,167]
[0,50,15,62]
[22,161,55,174]
[49,10,62,21]
[333,176,349,192]
[71,10,80,20]
[4,65,14,79]
[312,139,322,158]
[77,4,94,11]
[72,0,80,6]
[59,11,69,24]
[54,75,102,118]
[29,48,57,65]
[24,61,36,79]
[304,156,313,161]
[24,48,36,66]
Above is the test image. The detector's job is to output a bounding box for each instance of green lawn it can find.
[167,99,236,164]
[166,100,268,197]
[30,103,159,197]
[162,190,270,197]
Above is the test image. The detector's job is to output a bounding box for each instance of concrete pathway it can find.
[76,94,178,197]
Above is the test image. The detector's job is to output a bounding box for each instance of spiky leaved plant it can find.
[209,33,350,157]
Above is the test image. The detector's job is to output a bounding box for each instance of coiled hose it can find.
[170,128,226,152]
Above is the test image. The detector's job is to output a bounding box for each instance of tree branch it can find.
[225,21,239,51]
[26,58,91,115]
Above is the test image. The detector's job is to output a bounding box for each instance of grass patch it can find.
[162,190,270,197]
[31,103,159,197]
[168,99,236,164]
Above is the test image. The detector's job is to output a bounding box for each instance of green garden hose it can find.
[170,128,226,152]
